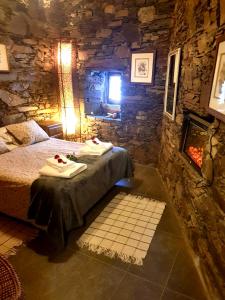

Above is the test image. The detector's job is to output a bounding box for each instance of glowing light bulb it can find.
[62,107,76,135]
[58,43,72,74]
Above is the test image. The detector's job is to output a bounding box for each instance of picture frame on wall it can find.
[0,44,9,72]
[164,48,181,121]
[130,52,155,84]
[207,34,225,122]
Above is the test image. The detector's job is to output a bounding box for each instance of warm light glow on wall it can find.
[41,0,52,8]
[20,0,52,8]
[58,42,76,135]
[58,43,72,73]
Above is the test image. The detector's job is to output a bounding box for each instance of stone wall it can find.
[0,0,60,125]
[60,0,175,164]
[1,1,224,297]
[0,0,175,164]
[159,0,225,299]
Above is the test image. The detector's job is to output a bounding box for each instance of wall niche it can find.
[84,70,122,120]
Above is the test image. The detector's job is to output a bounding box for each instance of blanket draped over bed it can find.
[0,138,132,249]
[28,147,133,250]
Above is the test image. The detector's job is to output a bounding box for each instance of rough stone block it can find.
[23,39,37,45]
[104,4,115,14]
[6,15,28,36]
[136,0,146,6]
[0,8,6,23]
[197,35,208,53]
[78,50,88,61]
[108,20,123,28]
[136,116,147,120]
[116,9,129,19]
[13,45,33,54]
[0,90,27,107]
[96,29,112,38]
[211,137,219,146]
[35,108,59,115]
[143,33,159,42]
[122,23,140,43]
[10,82,29,92]
[43,63,53,71]
[14,53,27,59]
[138,6,156,23]
[201,155,213,183]
[84,10,93,17]
[70,28,81,38]
[2,113,26,125]
[114,46,130,59]
[18,106,38,112]
[0,73,17,82]
[220,0,225,25]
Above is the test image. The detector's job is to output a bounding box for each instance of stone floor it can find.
[9,165,207,300]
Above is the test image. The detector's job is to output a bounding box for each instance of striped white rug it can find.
[77,193,166,265]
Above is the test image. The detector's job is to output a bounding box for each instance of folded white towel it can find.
[79,144,113,156]
[39,163,87,178]
[46,155,74,173]
[85,138,113,150]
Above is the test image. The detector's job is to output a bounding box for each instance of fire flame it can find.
[187,146,203,168]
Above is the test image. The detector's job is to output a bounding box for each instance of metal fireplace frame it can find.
[180,113,210,174]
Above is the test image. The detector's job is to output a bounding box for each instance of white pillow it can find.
[0,140,9,154]
[6,120,49,146]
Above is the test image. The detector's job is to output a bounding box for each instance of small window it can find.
[108,73,122,104]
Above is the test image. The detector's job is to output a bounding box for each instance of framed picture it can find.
[207,34,225,121]
[130,52,155,84]
[0,44,9,72]
[164,48,181,120]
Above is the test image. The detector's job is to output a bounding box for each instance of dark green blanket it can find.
[28,147,133,250]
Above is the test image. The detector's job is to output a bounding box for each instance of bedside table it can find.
[38,120,63,139]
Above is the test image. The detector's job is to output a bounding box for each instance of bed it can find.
[0,138,133,249]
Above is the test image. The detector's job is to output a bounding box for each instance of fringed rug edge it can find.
[77,239,144,266]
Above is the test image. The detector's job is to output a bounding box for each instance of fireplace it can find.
[180,113,210,174]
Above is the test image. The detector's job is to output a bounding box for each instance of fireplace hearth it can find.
[180,113,210,174]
